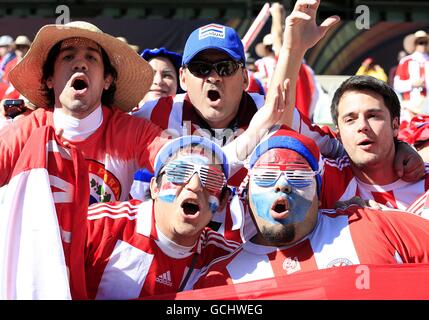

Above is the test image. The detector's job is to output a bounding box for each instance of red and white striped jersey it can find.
[0,106,167,203]
[394,52,429,101]
[192,206,429,289]
[132,92,265,187]
[321,155,429,210]
[85,199,240,299]
[292,110,429,210]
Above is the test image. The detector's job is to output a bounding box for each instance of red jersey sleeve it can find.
[355,207,429,263]
[0,109,51,186]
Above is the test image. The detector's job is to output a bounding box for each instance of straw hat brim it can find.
[403,32,429,54]
[9,23,154,112]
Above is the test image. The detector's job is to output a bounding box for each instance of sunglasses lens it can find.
[187,60,240,77]
[187,62,212,77]
[214,61,239,76]
[164,162,194,184]
[164,160,226,194]
[252,168,317,188]
[252,169,280,187]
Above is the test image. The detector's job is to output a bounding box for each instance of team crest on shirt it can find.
[282,257,301,275]
[87,160,121,204]
[326,258,353,268]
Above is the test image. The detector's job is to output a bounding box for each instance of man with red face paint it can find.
[190,127,429,289]
[270,0,428,210]
[84,136,240,299]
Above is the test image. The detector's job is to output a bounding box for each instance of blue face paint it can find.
[249,175,315,225]
[158,155,224,215]
[208,195,220,214]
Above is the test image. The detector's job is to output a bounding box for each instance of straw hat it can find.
[0,35,13,47]
[9,21,154,112]
[13,35,31,47]
[116,36,140,54]
[403,30,429,54]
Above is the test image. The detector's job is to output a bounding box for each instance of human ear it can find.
[46,76,53,89]
[392,116,400,137]
[149,176,160,200]
[216,187,231,212]
[104,74,113,90]
[179,67,187,91]
[335,125,342,143]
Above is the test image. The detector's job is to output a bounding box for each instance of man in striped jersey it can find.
[84,136,240,299]
[191,127,429,289]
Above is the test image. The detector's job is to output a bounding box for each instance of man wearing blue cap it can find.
[84,135,240,299]
[133,23,270,188]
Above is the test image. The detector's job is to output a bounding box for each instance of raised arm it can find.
[267,0,340,126]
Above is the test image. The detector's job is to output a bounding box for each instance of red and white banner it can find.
[0,126,89,299]
[242,3,271,52]
[145,263,429,300]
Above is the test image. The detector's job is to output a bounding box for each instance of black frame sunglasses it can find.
[185,60,243,77]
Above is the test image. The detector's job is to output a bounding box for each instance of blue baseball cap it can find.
[140,47,182,72]
[182,23,245,65]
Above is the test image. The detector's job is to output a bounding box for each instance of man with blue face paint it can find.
[191,126,429,289]
[84,135,240,299]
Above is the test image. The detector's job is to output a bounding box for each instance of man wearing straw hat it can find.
[394,30,429,115]
[0,21,288,204]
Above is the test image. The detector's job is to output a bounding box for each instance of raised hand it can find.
[283,0,340,52]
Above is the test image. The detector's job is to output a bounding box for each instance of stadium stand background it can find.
[1,0,428,76]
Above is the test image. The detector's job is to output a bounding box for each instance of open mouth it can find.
[72,78,88,91]
[181,200,200,216]
[357,138,374,146]
[72,79,88,90]
[270,197,289,219]
[207,90,221,102]
[358,141,372,146]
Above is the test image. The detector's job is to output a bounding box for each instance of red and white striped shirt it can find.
[0,106,167,203]
[132,92,265,187]
[192,206,429,289]
[321,156,429,210]
[394,52,429,101]
[292,110,429,210]
[85,199,240,299]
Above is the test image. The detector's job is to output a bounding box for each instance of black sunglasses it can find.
[185,60,243,77]
[417,40,428,45]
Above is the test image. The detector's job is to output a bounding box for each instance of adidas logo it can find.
[155,270,173,287]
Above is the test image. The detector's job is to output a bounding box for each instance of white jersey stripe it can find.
[95,240,153,300]
[88,202,140,212]
[88,207,139,216]
[227,249,274,284]
[311,213,361,268]
[87,212,138,221]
